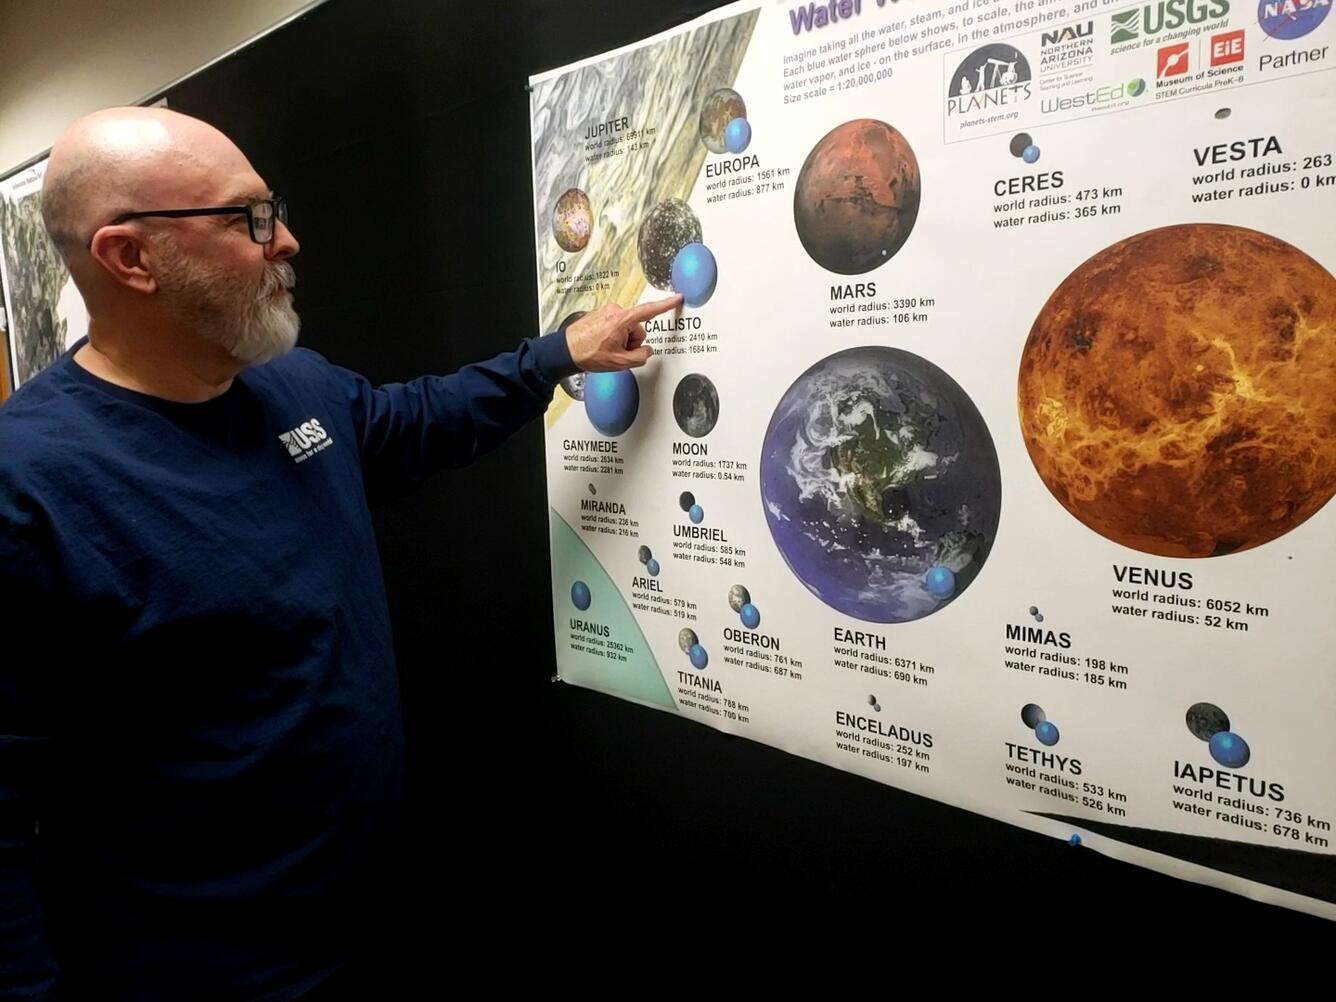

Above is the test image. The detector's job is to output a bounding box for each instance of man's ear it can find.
[89,226,158,295]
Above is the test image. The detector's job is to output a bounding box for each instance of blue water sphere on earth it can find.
[689,504,704,524]
[740,603,761,629]
[924,565,955,599]
[646,558,660,577]
[689,643,709,670]
[1035,721,1060,746]
[1209,731,1251,769]
[585,370,639,437]
[671,242,718,308]
[571,580,591,610]
[1022,144,1041,164]
[724,117,752,154]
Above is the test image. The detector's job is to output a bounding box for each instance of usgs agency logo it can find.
[947,44,1033,116]
[1259,0,1331,38]
[278,417,333,464]
[1111,0,1233,49]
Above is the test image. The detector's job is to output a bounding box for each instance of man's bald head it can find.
[42,107,257,258]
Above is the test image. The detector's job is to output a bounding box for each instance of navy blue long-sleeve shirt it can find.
[0,333,576,1000]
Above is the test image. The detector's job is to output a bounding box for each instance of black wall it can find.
[163,0,1322,952]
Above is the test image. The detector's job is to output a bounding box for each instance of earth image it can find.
[760,347,1001,623]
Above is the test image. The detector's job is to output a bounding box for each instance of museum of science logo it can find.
[1110,0,1233,50]
[1259,0,1331,38]
[947,44,1033,116]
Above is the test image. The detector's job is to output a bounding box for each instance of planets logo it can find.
[1259,0,1331,39]
[946,44,1032,117]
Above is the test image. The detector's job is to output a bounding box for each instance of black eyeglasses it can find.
[103,196,288,245]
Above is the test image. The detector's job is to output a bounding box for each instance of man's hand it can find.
[563,294,683,371]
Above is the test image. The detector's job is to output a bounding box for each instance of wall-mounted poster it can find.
[0,159,87,389]
[532,0,1336,919]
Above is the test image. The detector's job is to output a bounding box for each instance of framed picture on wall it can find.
[0,158,88,390]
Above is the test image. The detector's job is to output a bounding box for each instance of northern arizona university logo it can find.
[278,418,333,464]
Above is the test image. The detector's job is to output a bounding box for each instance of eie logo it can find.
[1157,42,1192,78]
[1210,28,1246,64]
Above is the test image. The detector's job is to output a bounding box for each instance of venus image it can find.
[1018,224,1336,558]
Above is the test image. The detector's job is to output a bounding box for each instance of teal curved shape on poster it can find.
[550,510,676,710]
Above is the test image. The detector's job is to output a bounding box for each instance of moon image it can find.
[638,198,702,290]
[557,310,589,400]
[678,627,699,654]
[672,373,720,438]
[699,88,747,154]
[1019,224,1336,558]
[552,188,592,252]
[1186,702,1230,742]
[728,584,751,613]
[793,119,921,275]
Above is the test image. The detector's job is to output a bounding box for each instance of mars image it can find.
[792,119,921,275]
[1018,223,1336,558]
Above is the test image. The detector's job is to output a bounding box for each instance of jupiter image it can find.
[1018,223,1336,558]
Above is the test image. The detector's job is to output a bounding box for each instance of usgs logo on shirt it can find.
[278,418,333,464]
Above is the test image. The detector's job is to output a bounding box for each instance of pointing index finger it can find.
[625,293,684,324]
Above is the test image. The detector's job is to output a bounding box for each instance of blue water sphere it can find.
[1035,721,1060,746]
[740,603,761,629]
[924,565,955,599]
[585,370,639,437]
[724,116,752,154]
[646,558,660,577]
[671,242,718,308]
[1209,731,1251,769]
[689,643,709,670]
[689,504,704,524]
[1022,144,1041,164]
[570,580,591,611]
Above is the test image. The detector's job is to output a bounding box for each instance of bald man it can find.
[0,108,679,1000]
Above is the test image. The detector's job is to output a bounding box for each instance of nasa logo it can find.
[1258,0,1331,39]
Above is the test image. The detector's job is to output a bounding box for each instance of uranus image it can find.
[570,580,591,611]
[585,370,639,437]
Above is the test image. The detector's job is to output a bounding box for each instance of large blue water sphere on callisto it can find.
[584,370,639,436]
[724,116,752,154]
[671,242,717,308]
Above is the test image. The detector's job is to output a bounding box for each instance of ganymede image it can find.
[1018,224,1336,558]
[552,188,592,252]
[793,119,921,275]
[760,347,1001,623]
[638,198,702,290]
[672,373,720,437]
